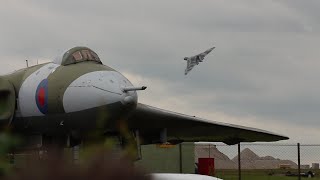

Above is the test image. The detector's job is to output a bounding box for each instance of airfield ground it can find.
[215,169,320,180]
[137,143,320,180]
[7,145,320,180]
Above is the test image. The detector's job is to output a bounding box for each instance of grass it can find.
[215,169,320,180]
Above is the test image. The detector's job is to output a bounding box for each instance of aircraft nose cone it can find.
[63,71,138,113]
[122,95,135,105]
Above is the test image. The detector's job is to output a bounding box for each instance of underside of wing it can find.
[185,59,196,75]
[127,103,288,145]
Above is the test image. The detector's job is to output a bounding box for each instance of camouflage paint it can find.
[46,62,115,113]
[63,70,136,113]
[1,48,137,135]
[19,63,60,117]
[0,46,288,148]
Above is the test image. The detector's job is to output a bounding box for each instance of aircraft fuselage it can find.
[0,46,288,150]
[4,61,138,137]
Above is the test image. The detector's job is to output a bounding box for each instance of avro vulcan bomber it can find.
[0,47,288,150]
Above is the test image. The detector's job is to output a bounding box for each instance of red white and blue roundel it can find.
[35,79,48,114]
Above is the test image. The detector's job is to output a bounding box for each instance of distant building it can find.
[301,165,310,169]
[312,163,319,169]
[279,164,291,169]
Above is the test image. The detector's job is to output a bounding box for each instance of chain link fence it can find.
[195,143,320,180]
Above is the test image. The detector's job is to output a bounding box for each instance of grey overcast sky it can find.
[1,0,320,143]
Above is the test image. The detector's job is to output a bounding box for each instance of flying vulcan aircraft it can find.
[184,47,215,75]
[0,46,288,152]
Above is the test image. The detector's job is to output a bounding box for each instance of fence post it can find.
[298,143,301,180]
[238,143,241,180]
[179,143,183,173]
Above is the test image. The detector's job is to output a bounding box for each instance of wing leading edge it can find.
[127,103,288,145]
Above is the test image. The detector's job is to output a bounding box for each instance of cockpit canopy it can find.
[53,47,102,66]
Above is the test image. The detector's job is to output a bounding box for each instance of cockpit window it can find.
[72,51,83,61]
[53,47,103,66]
[81,50,90,60]
[91,51,100,61]
[73,50,101,62]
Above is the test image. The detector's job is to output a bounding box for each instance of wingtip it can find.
[283,136,290,140]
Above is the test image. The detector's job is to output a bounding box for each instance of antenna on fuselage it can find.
[26,60,29,68]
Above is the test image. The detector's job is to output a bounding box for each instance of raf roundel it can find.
[35,79,49,114]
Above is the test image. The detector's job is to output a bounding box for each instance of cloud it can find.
[0,0,319,143]
[124,71,320,144]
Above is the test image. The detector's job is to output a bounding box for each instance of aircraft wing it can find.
[185,59,196,75]
[127,103,288,145]
[197,47,215,60]
[184,47,215,75]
